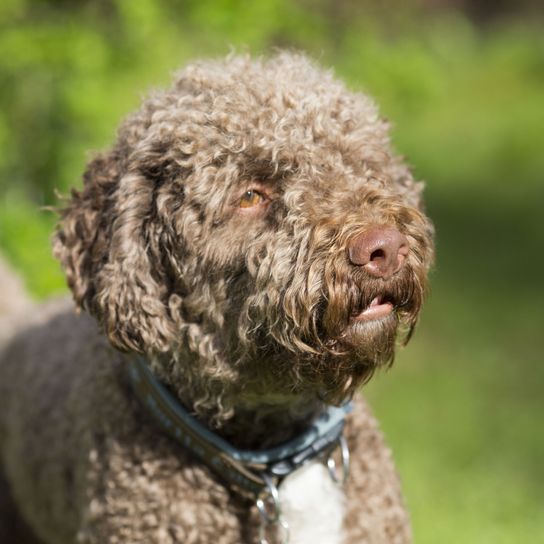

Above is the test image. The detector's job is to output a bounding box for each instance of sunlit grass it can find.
[366,185,544,543]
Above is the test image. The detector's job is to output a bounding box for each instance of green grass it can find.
[366,184,544,542]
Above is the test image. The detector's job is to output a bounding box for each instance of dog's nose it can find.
[348,226,409,279]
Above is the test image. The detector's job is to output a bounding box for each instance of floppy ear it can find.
[53,152,118,312]
[53,151,178,354]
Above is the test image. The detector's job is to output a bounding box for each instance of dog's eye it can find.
[239,190,265,208]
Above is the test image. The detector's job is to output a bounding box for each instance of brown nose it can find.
[348,226,409,279]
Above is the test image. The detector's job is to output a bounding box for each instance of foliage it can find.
[1,2,542,203]
[0,192,63,296]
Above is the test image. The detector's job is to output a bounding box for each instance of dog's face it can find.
[54,53,433,406]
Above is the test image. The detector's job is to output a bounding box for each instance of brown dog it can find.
[0,52,433,544]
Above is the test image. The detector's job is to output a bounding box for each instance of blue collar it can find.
[128,355,352,498]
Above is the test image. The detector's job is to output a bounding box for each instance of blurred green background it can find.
[1,1,542,542]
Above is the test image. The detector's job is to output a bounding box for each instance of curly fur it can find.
[1,52,433,543]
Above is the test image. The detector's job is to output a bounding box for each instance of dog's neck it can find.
[147,353,324,450]
[212,394,324,449]
[184,387,324,450]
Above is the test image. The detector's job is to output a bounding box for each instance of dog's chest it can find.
[278,461,345,544]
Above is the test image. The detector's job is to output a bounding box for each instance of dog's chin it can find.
[341,309,398,355]
[304,312,400,406]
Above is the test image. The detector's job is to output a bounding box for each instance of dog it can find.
[0,52,433,544]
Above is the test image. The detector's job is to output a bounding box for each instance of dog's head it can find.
[54,53,433,410]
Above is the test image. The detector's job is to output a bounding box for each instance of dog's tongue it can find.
[353,296,393,322]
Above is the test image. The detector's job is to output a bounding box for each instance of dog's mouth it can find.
[334,283,418,345]
[308,287,409,403]
[350,294,395,324]
[318,281,414,345]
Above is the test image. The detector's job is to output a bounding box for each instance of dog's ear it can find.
[53,151,178,354]
[53,152,118,313]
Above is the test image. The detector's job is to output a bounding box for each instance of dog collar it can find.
[128,355,352,498]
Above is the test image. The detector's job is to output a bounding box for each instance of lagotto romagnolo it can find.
[0,52,434,544]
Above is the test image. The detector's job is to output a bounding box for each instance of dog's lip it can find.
[351,296,394,323]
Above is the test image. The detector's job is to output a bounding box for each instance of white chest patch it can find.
[278,461,345,544]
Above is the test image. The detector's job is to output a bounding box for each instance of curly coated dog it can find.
[0,52,433,544]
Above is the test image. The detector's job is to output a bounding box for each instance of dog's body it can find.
[0,302,410,544]
[0,53,433,543]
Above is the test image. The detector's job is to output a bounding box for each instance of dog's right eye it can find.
[239,190,265,208]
